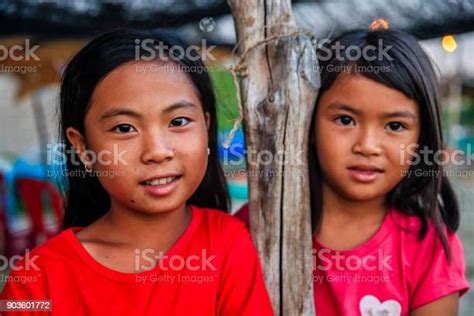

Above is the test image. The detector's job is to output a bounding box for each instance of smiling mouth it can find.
[140,176,181,186]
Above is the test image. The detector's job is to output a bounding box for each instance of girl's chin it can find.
[131,203,187,215]
[341,188,385,202]
[109,194,188,214]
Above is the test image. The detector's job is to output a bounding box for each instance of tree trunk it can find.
[227,0,320,314]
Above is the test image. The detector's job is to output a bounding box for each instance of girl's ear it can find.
[66,127,90,165]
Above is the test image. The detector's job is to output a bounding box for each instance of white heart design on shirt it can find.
[359,295,402,316]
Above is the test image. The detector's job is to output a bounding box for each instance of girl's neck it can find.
[74,203,191,274]
[315,183,388,251]
[320,182,387,228]
[92,202,191,250]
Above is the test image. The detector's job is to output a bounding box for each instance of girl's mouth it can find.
[347,167,384,183]
[141,176,180,186]
[139,175,182,197]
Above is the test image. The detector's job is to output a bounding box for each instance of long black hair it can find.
[59,28,230,229]
[309,29,460,260]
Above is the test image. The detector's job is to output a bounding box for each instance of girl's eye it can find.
[386,122,405,132]
[170,117,191,127]
[335,115,355,126]
[112,124,136,134]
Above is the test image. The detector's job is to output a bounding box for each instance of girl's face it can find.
[314,75,421,202]
[67,61,209,215]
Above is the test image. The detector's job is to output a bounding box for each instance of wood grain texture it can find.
[227,0,320,314]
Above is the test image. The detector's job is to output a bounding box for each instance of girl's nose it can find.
[352,127,383,157]
[140,133,175,164]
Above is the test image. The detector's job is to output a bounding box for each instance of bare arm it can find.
[411,293,459,316]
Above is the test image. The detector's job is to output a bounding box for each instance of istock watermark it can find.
[222,143,306,167]
[313,248,393,272]
[0,39,40,61]
[315,38,393,62]
[0,250,40,272]
[134,38,217,62]
[400,143,474,166]
[47,142,128,167]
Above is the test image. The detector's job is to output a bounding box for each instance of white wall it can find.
[0,75,59,160]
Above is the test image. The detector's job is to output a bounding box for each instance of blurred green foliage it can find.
[460,98,474,126]
[209,66,240,131]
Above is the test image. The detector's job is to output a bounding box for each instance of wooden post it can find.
[227,0,320,314]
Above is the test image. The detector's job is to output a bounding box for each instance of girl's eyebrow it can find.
[99,101,197,121]
[327,102,417,120]
[327,103,361,115]
[382,111,417,120]
[100,107,142,121]
[162,100,197,114]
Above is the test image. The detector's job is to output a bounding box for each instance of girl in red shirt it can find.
[1,28,273,316]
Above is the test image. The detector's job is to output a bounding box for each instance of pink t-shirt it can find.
[313,207,470,316]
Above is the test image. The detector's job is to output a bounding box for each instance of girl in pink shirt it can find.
[309,29,470,315]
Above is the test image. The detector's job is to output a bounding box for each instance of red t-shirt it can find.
[1,205,274,315]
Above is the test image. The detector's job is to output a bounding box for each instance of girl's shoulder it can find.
[389,207,457,242]
[389,207,467,279]
[388,207,464,255]
[23,228,79,259]
[389,208,470,307]
[3,228,81,281]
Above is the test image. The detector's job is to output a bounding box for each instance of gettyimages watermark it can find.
[135,273,216,285]
[312,246,393,285]
[401,169,474,179]
[134,62,209,74]
[400,143,474,166]
[313,274,391,285]
[0,250,40,285]
[313,64,392,74]
[133,38,217,74]
[46,142,128,178]
[399,143,474,179]
[0,64,39,74]
[46,168,126,179]
[224,169,305,178]
[134,248,217,272]
[133,249,218,284]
